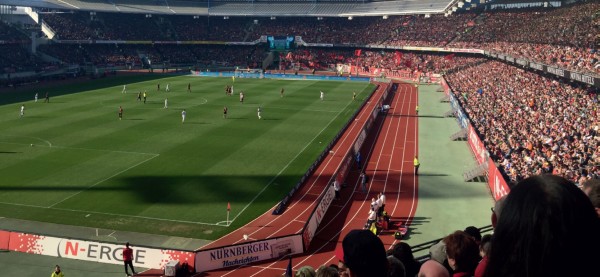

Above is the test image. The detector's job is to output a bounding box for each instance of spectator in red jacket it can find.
[122,242,137,276]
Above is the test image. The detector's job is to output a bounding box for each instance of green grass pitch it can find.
[0,74,374,240]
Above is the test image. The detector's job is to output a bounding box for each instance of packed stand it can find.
[37,44,88,65]
[0,21,29,42]
[252,16,399,45]
[39,4,599,75]
[100,13,168,41]
[385,14,477,47]
[448,2,600,75]
[283,48,480,75]
[0,45,52,74]
[42,12,100,40]
[445,59,600,185]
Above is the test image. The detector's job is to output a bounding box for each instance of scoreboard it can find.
[267,36,295,50]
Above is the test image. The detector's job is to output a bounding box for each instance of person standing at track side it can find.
[51,265,64,277]
[360,171,368,193]
[414,155,420,176]
[122,242,137,276]
[333,179,341,200]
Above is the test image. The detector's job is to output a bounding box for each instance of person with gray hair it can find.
[418,260,449,277]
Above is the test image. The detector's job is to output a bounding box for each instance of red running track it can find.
[201,82,418,276]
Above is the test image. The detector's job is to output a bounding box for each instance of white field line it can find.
[47,153,159,208]
[0,200,226,226]
[297,84,409,268]
[218,87,384,275]
[0,135,52,147]
[210,87,362,247]
[0,141,157,156]
[246,86,396,276]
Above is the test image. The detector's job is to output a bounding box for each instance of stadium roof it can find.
[0,0,457,16]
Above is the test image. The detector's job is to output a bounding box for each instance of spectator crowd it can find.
[32,1,599,75]
[445,59,599,186]
[288,175,599,277]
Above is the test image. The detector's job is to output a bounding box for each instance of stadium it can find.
[0,0,598,276]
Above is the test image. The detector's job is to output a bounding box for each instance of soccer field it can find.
[0,74,374,239]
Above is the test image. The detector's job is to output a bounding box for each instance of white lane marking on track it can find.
[389,84,419,247]
[263,83,418,274]
[201,88,363,251]
[245,85,394,276]
[301,83,414,268]
[221,86,384,276]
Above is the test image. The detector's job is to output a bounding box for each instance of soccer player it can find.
[353,91,356,101]
[143,91,147,104]
[166,83,170,92]
[280,87,284,97]
[223,106,228,119]
[187,83,191,93]
[34,93,38,102]
[20,104,25,118]
[257,106,262,119]
[118,106,123,120]
[157,83,160,91]
[320,91,324,101]
[122,85,127,93]
[137,91,141,102]
[44,92,49,103]
[164,98,168,109]
[181,109,186,123]
[240,91,244,104]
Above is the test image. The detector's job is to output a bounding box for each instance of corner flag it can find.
[227,202,231,211]
[285,257,292,277]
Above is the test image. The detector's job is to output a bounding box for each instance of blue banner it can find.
[191,71,371,82]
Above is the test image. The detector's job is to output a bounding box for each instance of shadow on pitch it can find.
[120,174,306,204]
[418,173,449,177]
[390,114,445,118]
[183,121,210,125]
